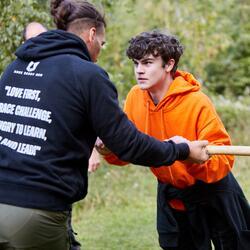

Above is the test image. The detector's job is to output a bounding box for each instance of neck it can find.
[149,74,173,105]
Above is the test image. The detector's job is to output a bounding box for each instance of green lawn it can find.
[73,157,250,250]
[73,164,160,250]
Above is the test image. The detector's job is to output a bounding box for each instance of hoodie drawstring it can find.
[160,109,175,185]
[160,109,166,140]
[145,101,150,134]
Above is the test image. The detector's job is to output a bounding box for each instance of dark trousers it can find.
[67,209,81,250]
[158,174,250,250]
[162,206,237,250]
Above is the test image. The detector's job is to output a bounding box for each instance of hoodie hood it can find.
[15,29,91,62]
[143,70,201,112]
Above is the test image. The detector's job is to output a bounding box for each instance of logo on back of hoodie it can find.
[26,61,40,72]
[13,61,43,78]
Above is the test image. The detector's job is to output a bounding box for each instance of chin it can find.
[138,83,149,90]
[141,87,151,91]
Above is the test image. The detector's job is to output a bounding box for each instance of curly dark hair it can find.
[126,30,184,73]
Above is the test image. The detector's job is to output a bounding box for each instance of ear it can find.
[80,27,97,44]
[88,27,96,43]
[164,59,175,73]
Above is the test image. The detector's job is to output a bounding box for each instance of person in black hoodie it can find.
[0,1,209,249]
[23,20,81,250]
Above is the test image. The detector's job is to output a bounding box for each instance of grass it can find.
[232,157,250,199]
[73,164,161,250]
[72,155,250,250]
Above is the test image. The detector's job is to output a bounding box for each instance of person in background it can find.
[99,30,250,250]
[23,22,47,41]
[0,0,209,249]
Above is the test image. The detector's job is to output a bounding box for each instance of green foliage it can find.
[0,2,249,248]
[73,164,161,250]
[212,95,250,145]
[0,0,249,99]
[91,0,250,99]
[0,0,51,73]
[205,7,250,96]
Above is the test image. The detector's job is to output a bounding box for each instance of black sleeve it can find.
[86,68,189,167]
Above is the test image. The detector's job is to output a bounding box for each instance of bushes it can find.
[1,0,249,101]
[0,0,51,73]
[205,33,250,96]
[211,95,250,144]
[94,0,250,100]
[0,0,248,138]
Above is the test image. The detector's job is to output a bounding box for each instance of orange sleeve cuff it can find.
[104,153,128,166]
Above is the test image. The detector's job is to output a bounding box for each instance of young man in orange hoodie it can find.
[100,30,250,250]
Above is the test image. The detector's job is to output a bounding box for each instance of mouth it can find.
[137,78,148,83]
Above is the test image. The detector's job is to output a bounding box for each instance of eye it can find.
[144,61,152,65]
[133,61,139,66]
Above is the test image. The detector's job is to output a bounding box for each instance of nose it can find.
[136,63,145,74]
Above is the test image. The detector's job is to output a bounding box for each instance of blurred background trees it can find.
[1,1,249,249]
[1,0,249,141]
[0,0,51,73]
[1,0,249,98]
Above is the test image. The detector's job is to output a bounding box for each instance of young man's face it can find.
[133,55,168,92]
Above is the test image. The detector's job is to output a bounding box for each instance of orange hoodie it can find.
[105,70,234,210]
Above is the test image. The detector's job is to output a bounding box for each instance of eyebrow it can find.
[140,58,154,63]
[133,57,154,63]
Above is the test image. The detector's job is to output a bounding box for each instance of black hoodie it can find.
[0,30,189,211]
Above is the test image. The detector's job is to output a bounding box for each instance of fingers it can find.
[197,140,209,147]
[88,148,101,173]
[88,161,100,173]
[186,140,210,164]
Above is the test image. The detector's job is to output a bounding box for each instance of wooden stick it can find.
[206,145,250,156]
